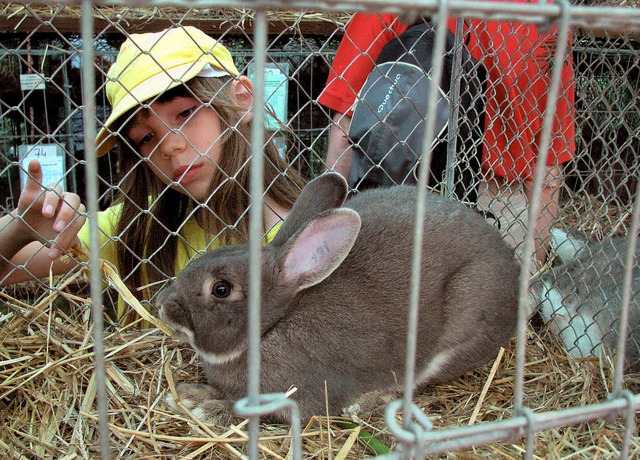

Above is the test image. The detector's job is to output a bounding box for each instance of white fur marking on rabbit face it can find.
[282,208,361,291]
[170,323,195,345]
[158,306,195,344]
[199,347,245,365]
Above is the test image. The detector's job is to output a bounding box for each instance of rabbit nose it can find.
[156,279,176,302]
[155,292,168,310]
[157,304,166,322]
[156,293,187,322]
[157,300,178,326]
[155,291,177,318]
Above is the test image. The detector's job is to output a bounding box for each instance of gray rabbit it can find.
[157,172,519,424]
[530,228,640,372]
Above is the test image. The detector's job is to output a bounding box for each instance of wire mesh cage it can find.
[1,1,639,459]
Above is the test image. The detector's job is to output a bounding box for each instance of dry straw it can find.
[1,259,639,458]
[1,2,639,458]
[0,3,353,29]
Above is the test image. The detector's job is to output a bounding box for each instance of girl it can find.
[0,26,304,313]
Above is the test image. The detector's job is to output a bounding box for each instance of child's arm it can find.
[0,160,87,284]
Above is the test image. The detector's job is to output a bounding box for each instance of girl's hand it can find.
[14,159,87,259]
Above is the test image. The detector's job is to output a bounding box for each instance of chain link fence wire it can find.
[1,1,640,458]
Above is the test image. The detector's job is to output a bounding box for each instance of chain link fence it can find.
[1,1,639,458]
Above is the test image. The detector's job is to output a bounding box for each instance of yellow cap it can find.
[96,26,240,156]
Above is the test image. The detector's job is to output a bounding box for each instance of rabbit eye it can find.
[212,280,232,299]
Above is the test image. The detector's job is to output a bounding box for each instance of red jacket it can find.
[318,3,576,181]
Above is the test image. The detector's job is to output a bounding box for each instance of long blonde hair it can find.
[113,76,304,301]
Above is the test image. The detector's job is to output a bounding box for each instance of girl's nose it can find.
[158,129,188,158]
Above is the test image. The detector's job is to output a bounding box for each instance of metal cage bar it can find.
[1,1,639,459]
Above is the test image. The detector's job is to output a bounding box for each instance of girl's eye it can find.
[178,106,196,120]
[212,280,232,299]
[137,133,153,146]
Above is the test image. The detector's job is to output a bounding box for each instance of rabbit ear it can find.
[280,208,361,291]
[271,173,349,247]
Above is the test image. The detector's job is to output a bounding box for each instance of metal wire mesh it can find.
[1,1,640,458]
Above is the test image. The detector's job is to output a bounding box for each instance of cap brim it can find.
[96,61,208,157]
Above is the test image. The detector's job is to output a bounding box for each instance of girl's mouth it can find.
[173,164,203,186]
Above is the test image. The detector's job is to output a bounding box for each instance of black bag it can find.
[348,21,486,202]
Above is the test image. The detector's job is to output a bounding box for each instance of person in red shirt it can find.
[318,9,576,266]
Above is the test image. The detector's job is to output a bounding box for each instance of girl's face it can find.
[126,78,253,202]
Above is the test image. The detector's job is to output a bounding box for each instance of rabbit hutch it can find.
[1,1,639,458]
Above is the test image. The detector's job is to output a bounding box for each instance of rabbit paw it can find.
[166,383,238,425]
[342,390,395,417]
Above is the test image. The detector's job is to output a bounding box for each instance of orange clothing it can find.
[319,13,406,116]
[318,3,576,181]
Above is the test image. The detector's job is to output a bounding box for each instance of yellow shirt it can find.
[77,203,281,272]
[76,203,281,322]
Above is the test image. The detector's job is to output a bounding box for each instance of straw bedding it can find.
[1,271,638,459]
[1,2,639,458]
[1,1,638,32]
[0,3,353,28]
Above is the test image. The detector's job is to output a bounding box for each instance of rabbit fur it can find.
[530,228,640,371]
[157,172,519,424]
